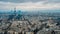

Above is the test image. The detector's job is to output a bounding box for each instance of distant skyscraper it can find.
[14,8,16,16]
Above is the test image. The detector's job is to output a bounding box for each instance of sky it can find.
[0,0,60,10]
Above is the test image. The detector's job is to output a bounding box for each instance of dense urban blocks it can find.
[0,8,60,34]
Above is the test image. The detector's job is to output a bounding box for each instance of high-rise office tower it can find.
[14,8,16,16]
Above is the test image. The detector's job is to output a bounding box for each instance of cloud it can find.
[0,0,45,3]
[0,1,60,10]
[0,0,60,3]
[47,0,60,3]
[0,0,60,10]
